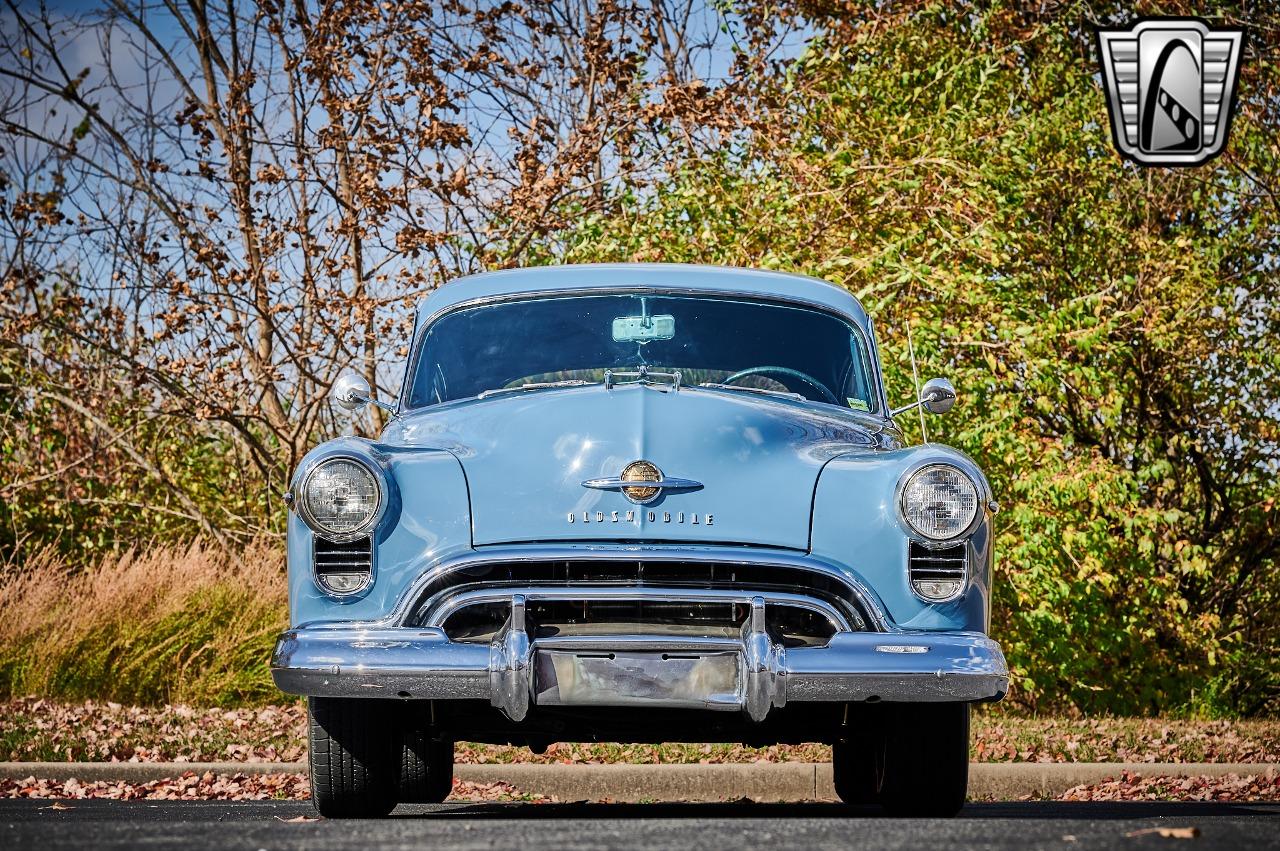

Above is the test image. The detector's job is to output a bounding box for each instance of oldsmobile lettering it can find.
[273,264,1007,819]
[567,506,714,525]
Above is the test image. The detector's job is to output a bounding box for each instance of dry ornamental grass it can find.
[0,542,287,707]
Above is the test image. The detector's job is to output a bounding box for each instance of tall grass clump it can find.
[0,541,286,706]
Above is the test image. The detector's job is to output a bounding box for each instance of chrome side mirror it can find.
[332,372,372,411]
[890,377,957,418]
[920,377,957,414]
[332,372,396,414]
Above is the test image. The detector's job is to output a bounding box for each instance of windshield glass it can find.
[407,294,878,412]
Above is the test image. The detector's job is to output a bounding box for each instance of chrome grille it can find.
[405,558,872,631]
[439,596,841,648]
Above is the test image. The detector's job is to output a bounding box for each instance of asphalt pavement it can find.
[3,799,1279,850]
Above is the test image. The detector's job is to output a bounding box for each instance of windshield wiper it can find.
[477,380,596,400]
[695,383,806,402]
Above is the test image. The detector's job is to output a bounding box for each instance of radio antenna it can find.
[905,318,928,444]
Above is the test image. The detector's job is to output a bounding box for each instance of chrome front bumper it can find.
[272,596,1008,722]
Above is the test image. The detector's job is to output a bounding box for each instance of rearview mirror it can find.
[613,314,675,343]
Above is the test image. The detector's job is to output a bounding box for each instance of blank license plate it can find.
[533,650,741,709]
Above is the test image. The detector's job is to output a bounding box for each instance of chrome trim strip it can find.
[531,634,744,652]
[581,476,704,493]
[423,584,853,633]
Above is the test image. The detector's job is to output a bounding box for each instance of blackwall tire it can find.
[400,731,455,804]
[832,736,880,806]
[307,697,399,818]
[878,702,969,818]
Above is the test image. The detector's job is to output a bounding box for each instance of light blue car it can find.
[273,264,1008,817]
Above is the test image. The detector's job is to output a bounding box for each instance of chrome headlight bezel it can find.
[297,455,387,543]
[897,461,983,544]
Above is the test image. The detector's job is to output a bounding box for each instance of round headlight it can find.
[300,458,383,539]
[900,464,980,541]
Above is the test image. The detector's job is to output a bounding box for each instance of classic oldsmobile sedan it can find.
[273,264,1007,817]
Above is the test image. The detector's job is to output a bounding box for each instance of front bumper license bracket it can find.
[534,649,742,710]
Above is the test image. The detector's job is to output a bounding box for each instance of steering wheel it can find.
[722,366,840,405]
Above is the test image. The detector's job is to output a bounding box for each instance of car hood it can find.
[382,384,880,549]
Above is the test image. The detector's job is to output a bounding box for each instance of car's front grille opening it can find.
[908,541,966,601]
[441,599,838,648]
[313,536,372,594]
[410,559,870,630]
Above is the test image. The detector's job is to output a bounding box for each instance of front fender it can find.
[810,445,995,633]
[287,437,473,627]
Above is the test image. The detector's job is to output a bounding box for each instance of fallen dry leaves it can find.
[0,772,552,804]
[1,771,310,801]
[1062,770,1280,803]
[970,717,1280,764]
[3,698,1278,767]
[448,717,1280,766]
[2,770,1277,804]
[0,698,307,763]
[1124,827,1201,839]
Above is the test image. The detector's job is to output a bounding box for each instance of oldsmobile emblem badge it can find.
[581,460,702,504]
[573,460,711,526]
[618,460,662,503]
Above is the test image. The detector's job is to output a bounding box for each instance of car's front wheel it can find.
[399,731,455,803]
[308,697,399,818]
[833,702,970,817]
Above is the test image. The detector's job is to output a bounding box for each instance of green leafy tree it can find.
[526,1,1280,715]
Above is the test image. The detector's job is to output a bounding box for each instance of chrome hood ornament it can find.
[582,460,702,504]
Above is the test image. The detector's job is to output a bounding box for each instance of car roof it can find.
[416,264,871,330]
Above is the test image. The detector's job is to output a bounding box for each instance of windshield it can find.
[407,294,879,412]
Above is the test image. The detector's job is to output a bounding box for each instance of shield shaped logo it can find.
[1096,18,1244,166]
